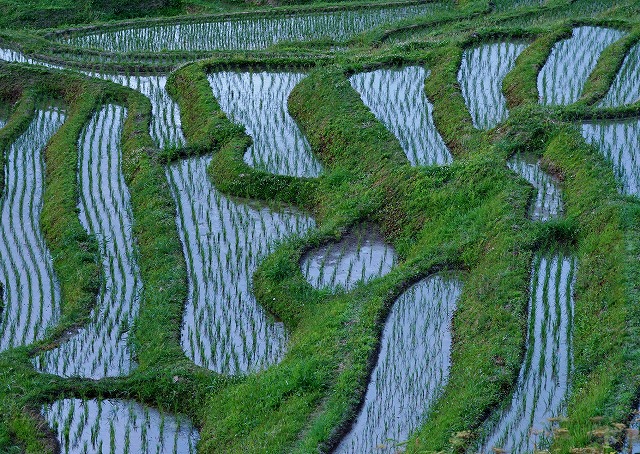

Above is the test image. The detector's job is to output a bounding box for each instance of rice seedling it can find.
[42,398,199,454]
[34,104,142,379]
[538,26,626,106]
[599,41,640,107]
[208,71,322,177]
[58,4,447,53]
[479,253,577,453]
[334,273,462,453]
[166,155,315,374]
[458,42,528,130]
[300,224,396,291]
[0,105,65,351]
[581,119,640,197]
[349,66,451,166]
[507,152,563,221]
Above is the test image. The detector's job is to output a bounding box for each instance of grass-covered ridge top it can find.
[0,0,640,452]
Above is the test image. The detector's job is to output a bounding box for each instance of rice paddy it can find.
[56,3,448,52]
[34,104,142,379]
[349,66,451,166]
[0,105,65,351]
[581,119,640,197]
[458,42,528,130]
[300,225,396,291]
[0,0,638,452]
[479,253,577,453]
[208,71,322,177]
[167,155,315,374]
[507,152,564,221]
[334,274,461,454]
[43,399,199,454]
[538,26,626,106]
[599,40,640,107]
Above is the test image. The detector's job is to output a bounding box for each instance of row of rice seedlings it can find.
[0,105,65,351]
[334,274,462,453]
[60,4,447,53]
[300,224,396,291]
[507,152,564,221]
[349,66,451,166]
[89,73,186,149]
[538,26,626,106]
[479,253,577,453]
[599,40,640,107]
[42,398,199,454]
[458,42,528,130]
[166,155,316,374]
[581,119,640,197]
[208,71,322,177]
[34,104,142,379]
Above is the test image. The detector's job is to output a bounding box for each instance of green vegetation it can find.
[0,0,639,452]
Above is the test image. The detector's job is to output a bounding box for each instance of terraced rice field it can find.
[34,105,142,379]
[581,119,640,196]
[349,66,451,165]
[507,152,564,221]
[458,42,528,129]
[208,71,322,177]
[55,3,448,52]
[538,26,626,105]
[479,253,577,453]
[0,106,65,351]
[43,399,199,454]
[0,1,639,453]
[301,225,396,291]
[167,156,315,373]
[335,274,461,453]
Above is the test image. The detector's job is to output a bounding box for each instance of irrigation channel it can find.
[507,152,564,221]
[300,225,397,291]
[334,274,462,454]
[208,71,322,177]
[479,253,577,453]
[42,399,199,454]
[349,66,451,166]
[538,26,626,106]
[167,156,315,374]
[0,106,65,351]
[458,42,528,130]
[55,3,449,52]
[34,104,143,379]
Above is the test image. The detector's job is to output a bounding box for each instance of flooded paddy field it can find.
[349,66,451,165]
[0,105,65,351]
